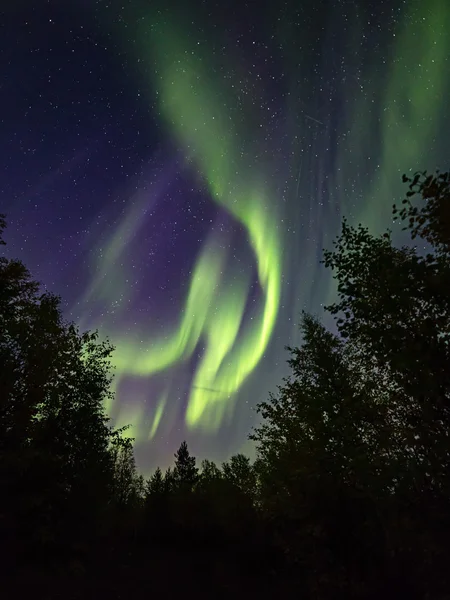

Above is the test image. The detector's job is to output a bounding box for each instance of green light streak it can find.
[149,391,167,440]
[82,196,145,311]
[140,20,282,430]
[339,0,450,232]
[93,13,283,436]
[112,236,228,377]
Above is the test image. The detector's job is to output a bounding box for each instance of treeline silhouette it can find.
[1,171,449,599]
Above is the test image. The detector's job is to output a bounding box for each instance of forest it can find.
[1,170,449,599]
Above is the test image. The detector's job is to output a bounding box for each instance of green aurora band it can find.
[92,14,282,439]
[337,0,450,231]
[83,0,450,452]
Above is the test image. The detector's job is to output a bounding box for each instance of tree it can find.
[222,454,257,499]
[0,216,129,558]
[173,441,198,491]
[251,313,399,596]
[0,258,57,448]
[111,436,141,509]
[251,172,450,597]
[199,459,222,483]
[322,170,450,498]
[318,171,450,597]
[146,466,165,497]
[142,466,173,540]
[163,466,176,493]
[395,170,450,254]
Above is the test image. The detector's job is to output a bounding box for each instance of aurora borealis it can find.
[2,0,449,471]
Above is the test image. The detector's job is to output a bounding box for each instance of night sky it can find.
[2,0,449,472]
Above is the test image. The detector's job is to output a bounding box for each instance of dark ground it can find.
[3,547,300,599]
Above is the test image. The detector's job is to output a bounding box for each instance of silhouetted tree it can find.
[251,172,450,598]
[322,172,450,499]
[319,170,450,597]
[143,466,168,535]
[0,216,130,563]
[146,466,165,496]
[396,170,450,253]
[163,466,175,493]
[111,436,141,509]
[222,454,257,499]
[251,313,398,597]
[173,440,198,491]
[199,458,222,483]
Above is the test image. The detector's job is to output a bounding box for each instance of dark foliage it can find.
[251,170,450,598]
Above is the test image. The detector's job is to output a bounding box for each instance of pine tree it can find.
[146,467,164,497]
[173,441,198,491]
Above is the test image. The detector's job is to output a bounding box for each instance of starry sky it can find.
[2,0,449,472]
